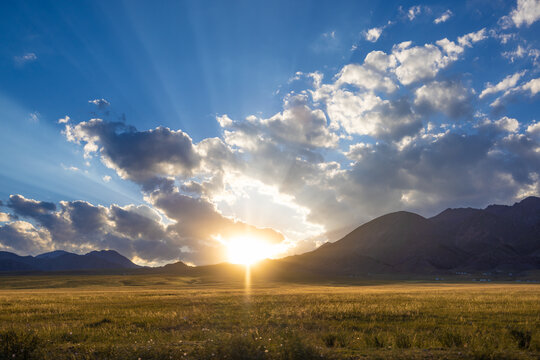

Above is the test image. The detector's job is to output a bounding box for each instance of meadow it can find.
[0,275,539,359]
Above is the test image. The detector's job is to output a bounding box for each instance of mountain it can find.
[280,196,540,276]
[0,250,140,272]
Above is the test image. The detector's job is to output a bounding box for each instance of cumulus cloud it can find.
[325,90,421,140]
[64,119,202,190]
[510,0,540,27]
[364,27,383,42]
[414,80,472,118]
[335,63,397,93]
[434,10,453,24]
[527,122,540,137]
[392,42,449,85]
[363,22,393,43]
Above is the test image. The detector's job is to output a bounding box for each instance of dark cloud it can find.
[65,119,201,190]
[8,195,56,217]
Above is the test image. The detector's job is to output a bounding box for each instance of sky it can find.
[0,0,539,266]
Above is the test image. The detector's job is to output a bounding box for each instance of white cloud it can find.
[494,116,520,132]
[365,27,383,42]
[102,175,112,183]
[510,0,540,27]
[434,10,453,24]
[502,45,540,63]
[392,43,447,85]
[526,122,540,137]
[336,63,397,93]
[14,53,37,65]
[58,116,70,124]
[491,76,540,107]
[457,28,487,47]
[88,99,110,109]
[364,51,397,72]
[521,77,540,95]
[408,5,422,21]
[480,71,526,99]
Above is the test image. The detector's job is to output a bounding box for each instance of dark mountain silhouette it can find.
[0,250,140,272]
[279,196,540,275]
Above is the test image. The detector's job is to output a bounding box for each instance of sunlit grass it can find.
[0,276,538,359]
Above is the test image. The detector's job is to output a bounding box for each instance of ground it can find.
[0,275,539,359]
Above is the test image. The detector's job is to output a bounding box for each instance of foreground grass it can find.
[0,275,539,359]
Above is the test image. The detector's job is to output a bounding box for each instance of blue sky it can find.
[1,0,539,265]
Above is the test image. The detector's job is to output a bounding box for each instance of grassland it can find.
[0,274,539,359]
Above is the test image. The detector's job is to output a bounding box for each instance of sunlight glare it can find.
[227,236,274,265]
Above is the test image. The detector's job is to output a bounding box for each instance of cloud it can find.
[88,99,110,109]
[457,28,487,47]
[14,53,37,65]
[335,63,397,93]
[27,112,40,123]
[0,213,11,222]
[490,77,540,107]
[363,51,398,72]
[434,10,453,24]
[363,22,393,43]
[414,80,472,118]
[8,195,56,218]
[1,192,284,265]
[510,0,540,27]
[392,42,449,85]
[502,45,540,64]
[480,71,526,99]
[527,122,540,137]
[407,6,422,21]
[521,77,540,95]
[325,90,421,140]
[365,27,383,42]
[57,116,70,124]
[64,119,202,190]
[102,175,111,183]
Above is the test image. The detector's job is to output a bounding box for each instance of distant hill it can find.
[279,196,540,276]
[0,250,140,272]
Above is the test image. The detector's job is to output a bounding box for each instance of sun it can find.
[226,236,274,265]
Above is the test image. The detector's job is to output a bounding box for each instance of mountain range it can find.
[278,196,540,276]
[0,249,140,272]
[1,196,539,276]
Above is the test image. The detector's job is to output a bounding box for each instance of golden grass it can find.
[0,275,538,359]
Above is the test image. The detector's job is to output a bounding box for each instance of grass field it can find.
[0,275,539,359]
